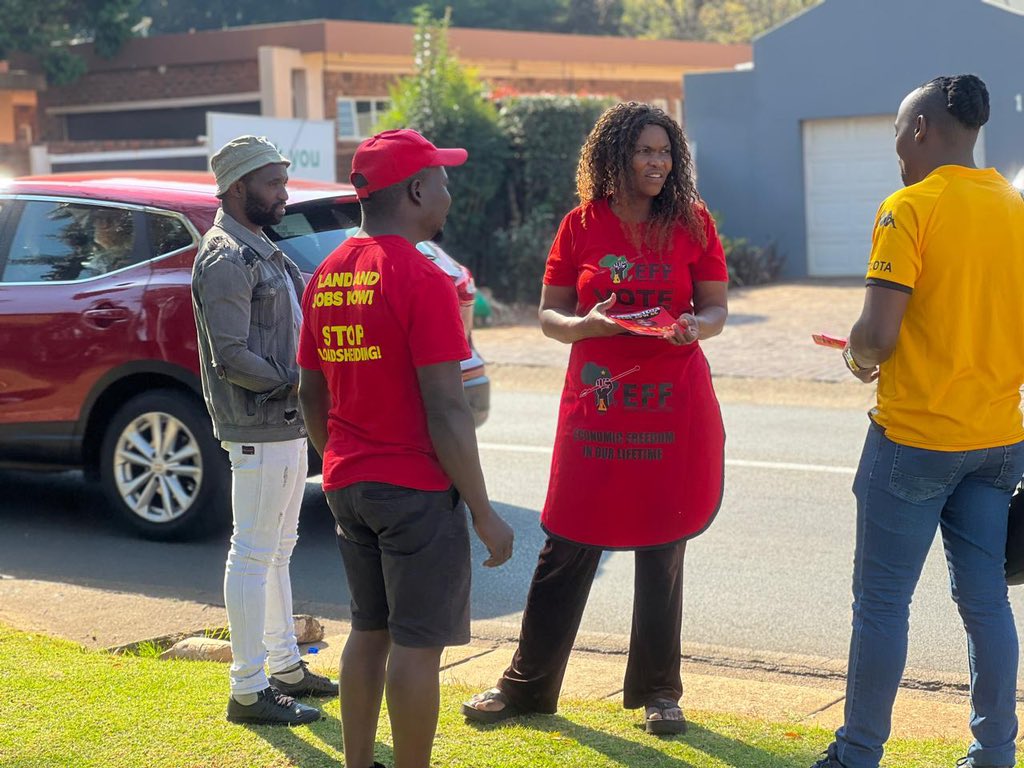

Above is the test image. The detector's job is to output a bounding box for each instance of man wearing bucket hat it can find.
[297,129,514,768]
[192,135,337,726]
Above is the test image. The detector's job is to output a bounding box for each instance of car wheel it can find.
[99,390,229,540]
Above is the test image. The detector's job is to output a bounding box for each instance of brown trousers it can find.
[496,535,686,713]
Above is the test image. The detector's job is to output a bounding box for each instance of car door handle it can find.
[83,304,130,328]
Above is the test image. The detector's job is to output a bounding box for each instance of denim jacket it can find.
[191,209,307,443]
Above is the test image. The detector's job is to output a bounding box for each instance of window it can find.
[146,212,195,257]
[1,202,140,283]
[336,98,391,140]
[267,200,360,272]
[65,102,261,141]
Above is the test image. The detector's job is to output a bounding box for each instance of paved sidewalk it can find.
[474,280,865,383]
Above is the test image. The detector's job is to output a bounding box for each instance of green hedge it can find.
[487,95,612,300]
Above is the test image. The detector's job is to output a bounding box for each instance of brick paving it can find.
[473,280,866,383]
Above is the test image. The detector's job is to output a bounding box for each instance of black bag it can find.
[1006,487,1024,585]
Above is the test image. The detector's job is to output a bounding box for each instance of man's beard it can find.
[431,227,444,243]
[244,196,282,227]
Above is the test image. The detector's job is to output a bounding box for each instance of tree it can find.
[563,0,625,35]
[137,0,822,42]
[620,0,710,39]
[139,0,413,34]
[620,0,819,41]
[376,7,510,281]
[139,0,581,34]
[409,0,568,31]
[0,0,141,84]
[698,0,819,42]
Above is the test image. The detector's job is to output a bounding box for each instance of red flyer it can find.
[812,332,848,349]
[608,306,678,337]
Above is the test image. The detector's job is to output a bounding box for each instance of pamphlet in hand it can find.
[609,307,678,337]
[811,332,848,350]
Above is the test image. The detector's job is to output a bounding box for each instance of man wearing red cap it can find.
[297,129,514,768]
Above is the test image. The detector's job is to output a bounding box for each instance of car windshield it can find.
[266,199,361,272]
[267,198,450,273]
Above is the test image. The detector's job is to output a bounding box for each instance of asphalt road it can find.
[0,386,1019,685]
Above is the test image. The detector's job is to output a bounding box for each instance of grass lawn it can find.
[0,625,966,767]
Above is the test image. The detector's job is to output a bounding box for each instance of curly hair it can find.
[576,101,706,251]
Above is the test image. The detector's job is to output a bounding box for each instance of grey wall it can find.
[685,0,1024,277]
[685,70,754,237]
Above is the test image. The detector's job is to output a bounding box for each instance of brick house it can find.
[2,19,749,180]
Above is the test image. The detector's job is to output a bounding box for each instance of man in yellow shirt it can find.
[813,75,1024,768]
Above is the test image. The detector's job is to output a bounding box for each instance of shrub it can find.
[498,94,613,223]
[722,235,784,287]
[490,206,557,304]
[489,94,612,301]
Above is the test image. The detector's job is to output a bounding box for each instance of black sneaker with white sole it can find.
[269,660,339,698]
[226,687,321,725]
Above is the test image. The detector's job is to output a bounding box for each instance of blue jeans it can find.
[833,424,1024,768]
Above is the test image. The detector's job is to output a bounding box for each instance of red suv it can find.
[0,172,489,539]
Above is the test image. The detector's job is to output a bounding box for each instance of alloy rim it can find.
[113,411,203,523]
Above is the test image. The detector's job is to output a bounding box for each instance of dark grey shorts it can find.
[326,482,471,648]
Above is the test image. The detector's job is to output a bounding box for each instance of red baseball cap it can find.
[350,129,468,199]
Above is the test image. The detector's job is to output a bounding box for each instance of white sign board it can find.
[206,113,336,182]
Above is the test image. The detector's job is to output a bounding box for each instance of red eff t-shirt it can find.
[540,200,728,548]
[298,235,470,492]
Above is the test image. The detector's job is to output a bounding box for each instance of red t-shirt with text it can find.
[297,235,470,492]
[541,200,728,548]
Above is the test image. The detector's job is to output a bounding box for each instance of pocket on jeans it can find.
[994,441,1024,492]
[888,444,964,503]
[225,442,259,471]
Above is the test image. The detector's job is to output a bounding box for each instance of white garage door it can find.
[803,116,901,277]
[803,117,987,276]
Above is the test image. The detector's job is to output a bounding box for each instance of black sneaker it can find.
[226,687,321,725]
[810,744,844,768]
[269,660,339,698]
[956,758,1012,767]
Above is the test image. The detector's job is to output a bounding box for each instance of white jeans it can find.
[222,438,308,695]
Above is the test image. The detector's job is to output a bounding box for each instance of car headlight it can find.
[1014,167,1024,191]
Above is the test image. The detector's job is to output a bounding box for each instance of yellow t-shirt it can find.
[865,165,1024,450]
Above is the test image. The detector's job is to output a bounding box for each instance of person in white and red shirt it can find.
[297,129,513,768]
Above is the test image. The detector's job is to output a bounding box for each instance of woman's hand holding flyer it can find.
[608,307,678,338]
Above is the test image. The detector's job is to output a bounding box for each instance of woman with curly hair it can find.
[462,101,729,734]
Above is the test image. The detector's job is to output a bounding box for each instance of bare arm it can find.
[538,284,624,344]
[417,361,513,567]
[298,367,330,458]
[846,285,910,383]
[672,280,729,344]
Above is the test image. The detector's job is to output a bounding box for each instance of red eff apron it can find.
[540,201,726,549]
